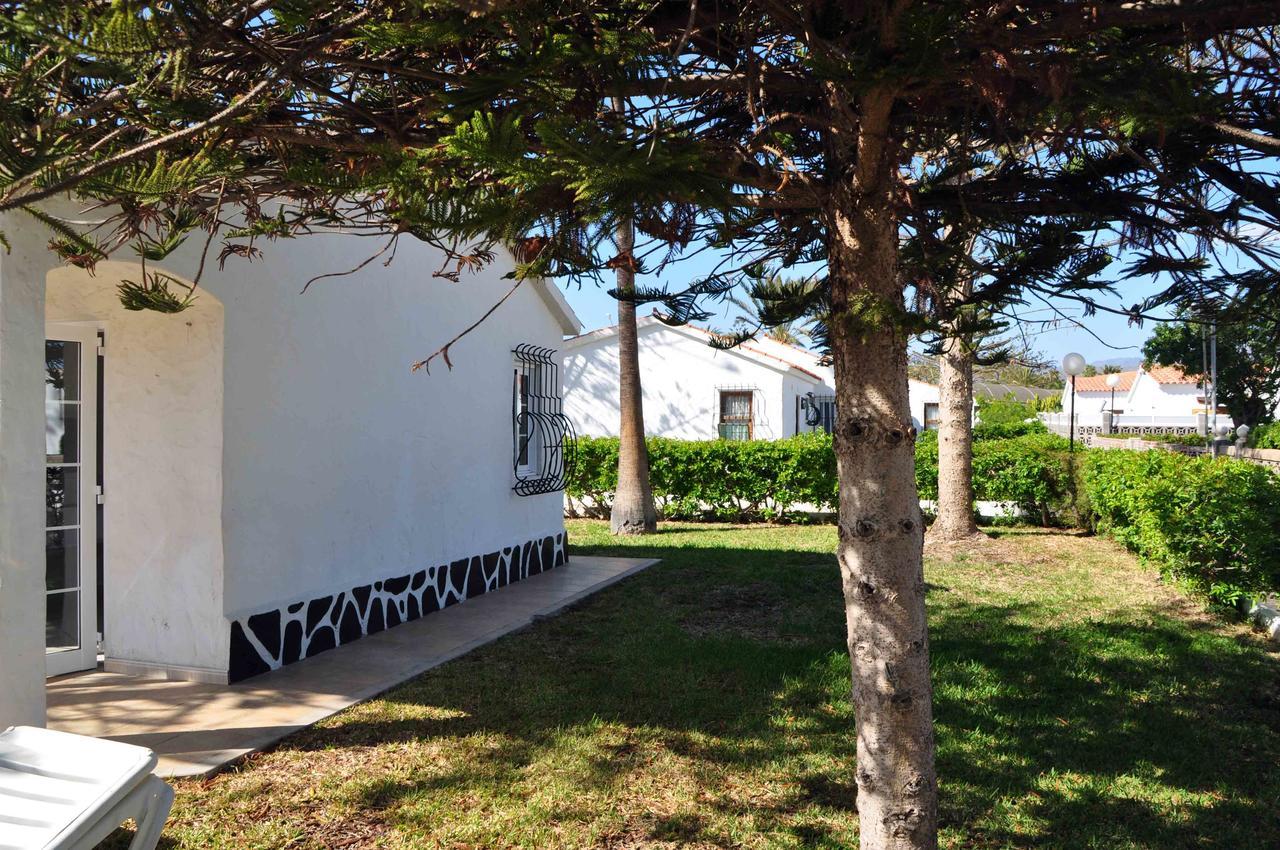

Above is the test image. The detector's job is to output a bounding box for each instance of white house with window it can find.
[0,201,580,729]
[1048,364,1231,434]
[562,315,941,440]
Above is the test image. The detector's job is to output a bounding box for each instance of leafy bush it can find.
[915,432,1073,524]
[972,420,1048,441]
[568,429,1075,523]
[1120,431,1213,448]
[566,433,837,521]
[1249,422,1280,450]
[1083,450,1280,603]
[975,397,1043,426]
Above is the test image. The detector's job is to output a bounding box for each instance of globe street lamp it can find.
[1062,353,1086,451]
[1105,371,1121,434]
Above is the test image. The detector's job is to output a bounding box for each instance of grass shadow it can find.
[136,523,1280,849]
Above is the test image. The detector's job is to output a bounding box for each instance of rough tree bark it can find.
[926,298,982,543]
[828,89,938,850]
[609,216,659,535]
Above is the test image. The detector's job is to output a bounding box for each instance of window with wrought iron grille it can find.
[718,390,754,440]
[798,393,837,434]
[512,345,576,496]
[923,402,941,431]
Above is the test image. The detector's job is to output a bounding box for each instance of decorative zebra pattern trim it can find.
[227,530,568,681]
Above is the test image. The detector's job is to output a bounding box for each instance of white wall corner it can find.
[0,211,58,727]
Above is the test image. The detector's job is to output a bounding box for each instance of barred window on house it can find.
[799,393,837,434]
[923,402,941,431]
[512,345,576,496]
[718,390,754,440]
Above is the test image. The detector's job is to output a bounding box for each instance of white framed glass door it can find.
[45,325,100,677]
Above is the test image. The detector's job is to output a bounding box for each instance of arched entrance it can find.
[44,262,226,679]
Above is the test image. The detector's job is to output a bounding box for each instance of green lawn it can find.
[124,521,1279,849]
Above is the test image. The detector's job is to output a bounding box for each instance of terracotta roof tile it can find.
[1072,370,1138,392]
[1145,365,1199,385]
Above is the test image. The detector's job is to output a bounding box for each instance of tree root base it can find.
[924,527,990,551]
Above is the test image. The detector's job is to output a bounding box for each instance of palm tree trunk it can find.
[610,215,658,535]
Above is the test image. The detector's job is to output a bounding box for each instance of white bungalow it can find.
[1062,365,1218,418]
[1053,364,1230,433]
[562,315,942,440]
[0,201,580,728]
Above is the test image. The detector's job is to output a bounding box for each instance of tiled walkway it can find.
[47,555,657,778]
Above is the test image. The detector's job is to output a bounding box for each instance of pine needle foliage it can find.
[3,5,1280,848]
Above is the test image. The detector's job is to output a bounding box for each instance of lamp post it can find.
[1105,371,1121,434]
[1062,352,1086,451]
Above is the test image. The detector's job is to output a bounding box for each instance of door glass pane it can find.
[46,402,80,463]
[45,340,81,401]
[46,529,79,591]
[46,590,80,653]
[46,466,79,527]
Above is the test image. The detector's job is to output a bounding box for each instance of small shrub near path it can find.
[102,521,1280,850]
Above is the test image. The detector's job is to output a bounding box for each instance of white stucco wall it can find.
[45,264,228,673]
[0,212,57,727]
[1125,374,1203,417]
[4,198,577,693]
[564,322,827,440]
[907,379,940,431]
[206,236,571,618]
[564,322,941,439]
[1064,389,1113,415]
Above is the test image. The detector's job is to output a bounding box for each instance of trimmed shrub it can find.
[972,420,1049,441]
[1084,450,1280,603]
[1122,431,1214,448]
[571,430,1072,523]
[566,433,837,521]
[915,431,1073,523]
[976,395,1058,425]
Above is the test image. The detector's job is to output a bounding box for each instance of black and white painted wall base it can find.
[227,530,568,682]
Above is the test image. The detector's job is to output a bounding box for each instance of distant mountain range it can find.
[1088,356,1144,373]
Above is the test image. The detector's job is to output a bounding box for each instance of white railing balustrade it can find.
[1038,412,1229,438]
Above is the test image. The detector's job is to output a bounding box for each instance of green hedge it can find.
[915,431,1074,525]
[567,433,837,521]
[1083,450,1280,603]
[569,430,1072,522]
[972,420,1048,441]
[1123,431,1213,447]
[570,432,1280,603]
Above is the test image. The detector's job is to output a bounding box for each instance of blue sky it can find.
[556,252,1170,371]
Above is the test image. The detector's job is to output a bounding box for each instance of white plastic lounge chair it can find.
[0,726,173,850]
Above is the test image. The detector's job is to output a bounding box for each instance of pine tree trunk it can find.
[610,216,658,535]
[926,328,981,543]
[828,92,937,850]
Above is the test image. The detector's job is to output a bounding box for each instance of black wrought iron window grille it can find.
[717,388,756,441]
[512,344,577,496]
[799,393,837,434]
